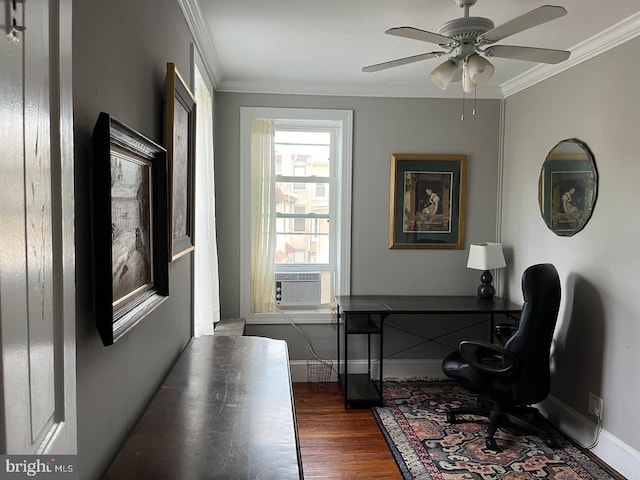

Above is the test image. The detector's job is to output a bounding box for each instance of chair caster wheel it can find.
[544,437,559,449]
[485,438,500,451]
[446,412,456,424]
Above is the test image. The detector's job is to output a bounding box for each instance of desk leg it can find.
[379,315,385,404]
[490,313,495,343]
[343,313,349,410]
[367,331,371,379]
[336,306,342,407]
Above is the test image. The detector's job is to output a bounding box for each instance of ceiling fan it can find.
[363,0,571,93]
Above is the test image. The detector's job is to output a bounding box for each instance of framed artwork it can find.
[538,138,598,237]
[165,62,196,261]
[92,112,169,346]
[389,153,467,249]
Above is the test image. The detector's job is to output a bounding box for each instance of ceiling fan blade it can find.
[478,5,567,44]
[484,45,570,64]
[362,52,444,72]
[386,27,454,46]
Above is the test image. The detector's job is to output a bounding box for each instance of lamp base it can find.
[477,270,495,299]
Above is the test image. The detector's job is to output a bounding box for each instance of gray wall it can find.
[73,1,194,478]
[215,93,502,359]
[67,2,639,475]
[501,37,640,455]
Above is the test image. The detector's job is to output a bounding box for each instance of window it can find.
[292,161,307,190]
[276,130,331,264]
[240,108,353,323]
[292,206,306,233]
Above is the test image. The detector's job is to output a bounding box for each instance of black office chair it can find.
[442,263,561,451]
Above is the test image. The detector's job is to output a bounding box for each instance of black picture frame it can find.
[92,112,169,346]
[165,62,196,261]
[389,153,467,249]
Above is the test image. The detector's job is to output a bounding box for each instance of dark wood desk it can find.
[103,336,303,479]
[335,295,522,409]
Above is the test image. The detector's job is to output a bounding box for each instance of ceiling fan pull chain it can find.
[461,90,466,121]
[473,86,477,116]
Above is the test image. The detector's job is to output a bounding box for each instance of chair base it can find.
[446,405,558,452]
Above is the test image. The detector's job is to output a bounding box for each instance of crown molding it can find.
[177,0,222,88]
[501,11,640,98]
[216,79,504,99]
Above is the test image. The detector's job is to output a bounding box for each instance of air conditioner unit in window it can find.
[275,272,321,307]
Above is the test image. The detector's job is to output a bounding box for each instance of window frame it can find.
[239,107,353,324]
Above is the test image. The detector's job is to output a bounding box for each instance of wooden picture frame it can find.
[389,153,467,249]
[92,112,169,346]
[165,62,196,261]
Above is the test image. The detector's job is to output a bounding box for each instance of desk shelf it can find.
[337,311,384,408]
[338,373,380,405]
[345,313,382,334]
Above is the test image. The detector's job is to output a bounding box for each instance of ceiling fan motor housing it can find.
[437,16,495,43]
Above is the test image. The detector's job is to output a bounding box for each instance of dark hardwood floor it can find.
[293,382,402,479]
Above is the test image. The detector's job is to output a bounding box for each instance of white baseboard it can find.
[289,358,445,383]
[290,359,340,383]
[290,358,640,478]
[540,394,640,479]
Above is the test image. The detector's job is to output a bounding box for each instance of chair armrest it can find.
[459,340,518,376]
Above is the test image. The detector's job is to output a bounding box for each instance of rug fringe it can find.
[384,375,448,382]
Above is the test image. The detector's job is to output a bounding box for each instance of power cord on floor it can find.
[275,306,337,383]
[557,408,602,450]
[584,408,603,450]
[275,306,322,361]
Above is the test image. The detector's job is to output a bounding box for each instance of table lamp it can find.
[467,242,506,299]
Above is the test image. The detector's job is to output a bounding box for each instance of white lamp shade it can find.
[467,242,506,270]
[429,59,459,90]
[467,53,494,85]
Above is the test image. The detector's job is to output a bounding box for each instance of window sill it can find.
[245,307,337,325]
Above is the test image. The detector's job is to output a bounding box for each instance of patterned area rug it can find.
[373,381,620,480]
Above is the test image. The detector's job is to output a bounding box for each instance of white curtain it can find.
[193,64,220,335]
[250,119,276,313]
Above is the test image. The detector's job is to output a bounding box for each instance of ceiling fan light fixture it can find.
[462,60,475,93]
[429,59,459,90]
[467,53,494,85]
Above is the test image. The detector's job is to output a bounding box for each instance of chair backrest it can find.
[504,263,561,404]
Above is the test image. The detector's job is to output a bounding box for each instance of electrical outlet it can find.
[588,393,604,419]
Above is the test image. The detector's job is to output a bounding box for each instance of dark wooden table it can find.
[335,295,522,408]
[103,336,303,479]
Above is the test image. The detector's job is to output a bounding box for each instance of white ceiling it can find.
[192,0,640,98]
